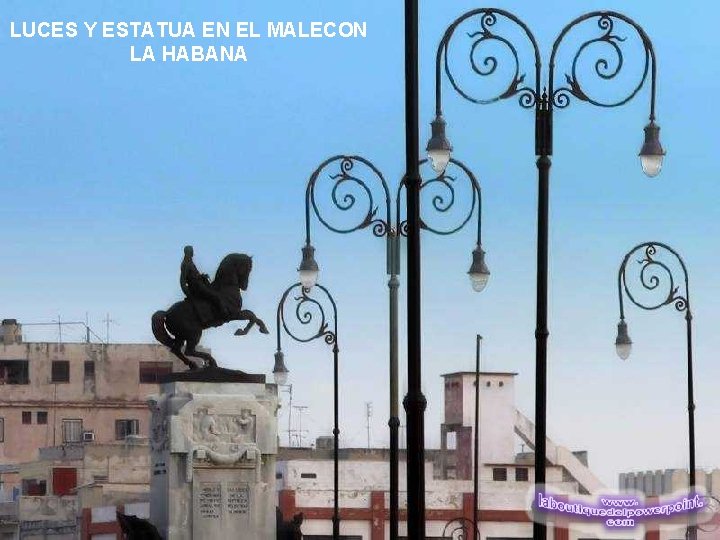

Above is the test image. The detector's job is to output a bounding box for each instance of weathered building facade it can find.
[0,319,182,491]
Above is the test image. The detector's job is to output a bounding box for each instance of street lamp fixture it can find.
[432,10,661,540]
[426,115,452,174]
[298,244,320,289]
[614,319,632,360]
[272,350,289,386]
[468,245,490,293]
[298,155,486,540]
[639,121,665,177]
[616,241,696,540]
[276,282,340,539]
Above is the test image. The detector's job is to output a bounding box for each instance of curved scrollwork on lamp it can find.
[298,155,393,288]
[442,517,480,540]
[396,157,489,292]
[616,241,690,360]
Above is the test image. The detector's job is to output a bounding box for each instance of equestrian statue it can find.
[152,246,269,369]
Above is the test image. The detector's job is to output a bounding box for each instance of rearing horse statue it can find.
[152,248,268,369]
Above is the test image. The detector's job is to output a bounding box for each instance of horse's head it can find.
[215,253,253,290]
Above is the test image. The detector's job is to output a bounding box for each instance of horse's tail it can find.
[151,310,175,348]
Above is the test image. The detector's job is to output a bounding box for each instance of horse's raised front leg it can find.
[233,309,269,336]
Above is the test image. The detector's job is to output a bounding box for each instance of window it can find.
[300,473,317,479]
[115,419,140,440]
[21,479,47,496]
[515,467,529,482]
[139,361,173,384]
[62,419,82,443]
[36,412,48,425]
[0,360,29,384]
[0,418,4,442]
[22,411,31,425]
[492,467,508,481]
[84,361,95,379]
[51,361,70,383]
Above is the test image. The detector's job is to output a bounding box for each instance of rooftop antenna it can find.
[365,402,373,449]
[280,384,293,446]
[103,313,117,344]
[291,405,309,447]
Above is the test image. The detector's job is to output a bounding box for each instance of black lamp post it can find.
[275,282,339,539]
[431,11,662,539]
[616,242,696,540]
[296,155,487,540]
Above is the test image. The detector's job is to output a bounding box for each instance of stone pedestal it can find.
[148,368,278,539]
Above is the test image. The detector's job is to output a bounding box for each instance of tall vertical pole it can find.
[388,232,400,540]
[403,0,425,537]
[533,91,552,540]
[333,344,340,540]
[473,335,481,539]
[686,310,696,540]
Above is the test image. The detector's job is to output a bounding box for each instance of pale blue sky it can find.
[2,0,719,487]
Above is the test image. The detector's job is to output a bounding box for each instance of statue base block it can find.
[148,375,278,540]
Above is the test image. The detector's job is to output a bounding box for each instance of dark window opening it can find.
[0,360,29,385]
[84,361,95,379]
[0,418,4,442]
[37,412,48,425]
[300,473,317,479]
[21,479,47,496]
[22,411,31,425]
[515,467,529,482]
[276,472,283,479]
[115,419,140,440]
[139,361,173,384]
[51,361,70,383]
[492,467,508,481]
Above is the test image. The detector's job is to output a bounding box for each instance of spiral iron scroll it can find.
[307,156,391,238]
[551,13,652,109]
[694,496,720,533]
[619,243,689,314]
[397,158,482,240]
[442,517,479,540]
[441,9,539,108]
[277,283,337,347]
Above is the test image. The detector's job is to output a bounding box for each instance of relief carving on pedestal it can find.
[187,407,261,481]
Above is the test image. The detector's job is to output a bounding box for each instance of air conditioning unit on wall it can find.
[82,431,95,443]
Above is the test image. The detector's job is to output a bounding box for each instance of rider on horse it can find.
[180,246,230,325]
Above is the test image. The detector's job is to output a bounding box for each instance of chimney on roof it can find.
[0,320,22,345]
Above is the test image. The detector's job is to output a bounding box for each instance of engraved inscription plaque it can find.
[198,482,222,519]
[227,483,250,515]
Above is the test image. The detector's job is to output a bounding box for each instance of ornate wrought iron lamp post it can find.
[295,155,487,540]
[275,282,339,539]
[615,242,696,540]
[430,11,662,539]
